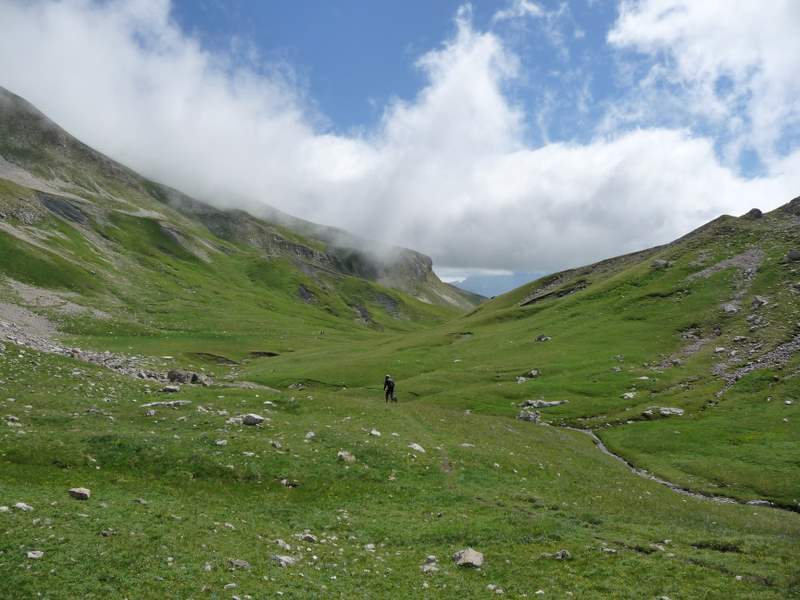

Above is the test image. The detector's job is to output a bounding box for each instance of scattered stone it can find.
[144,409,156,417]
[408,443,426,453]
[100,529,115,537]
[27,550,44,559]
[487,584,505,594]
[271,440,283,449]
[517,409,541,423]
[242,413,265,426]
[167,370,212,386]
[516,376,528,384]
[364,543,376,553]
[337,450,356,463]
[141,400,191,409]
[228,558,250,570]
[752,295,769,309]
[714,347,727,354]
[14,502,33,512]
[721,303,739,314]
[280,478,299,488]
[272,554,297,567]
[275,539,292,551]
[420,555,439,573]
[215,439,228,446]
[304,431,316,441]
[369,429,381,437]
[622,391,637,400]
[651,259,672,269]
[785,400,794,405]
[536,335,552,342]
[642,407,684,418]
[525,368,540,378]
[453,547,484,568]
[784,249,800,262]
[520,399,567,408]
[160,385,180,393]
[68,487,91,500]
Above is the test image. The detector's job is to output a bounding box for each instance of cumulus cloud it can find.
[491,0,544,24]
[0,0,798,275]
[609,0,800,164]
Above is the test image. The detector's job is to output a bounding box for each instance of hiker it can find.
[384,374,396,403]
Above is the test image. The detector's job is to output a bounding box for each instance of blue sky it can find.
[1,1,799,295]
[169,1,621,150]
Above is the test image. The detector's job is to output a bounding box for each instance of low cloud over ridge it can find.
[0,0,799,274]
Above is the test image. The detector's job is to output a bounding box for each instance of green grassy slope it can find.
[1,86,800,598]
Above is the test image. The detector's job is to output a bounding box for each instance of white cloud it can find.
[0,0,798,276]
[492,0,544,24]
[609,0,800,164]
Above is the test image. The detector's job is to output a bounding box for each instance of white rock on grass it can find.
[68,487,91,500]
[295,532,318,543]
[14,502,33,512]
[228,558,250,570]
[27,550,44,559]
[369,429,381,437]
[621,391,637,400]
[275,539,292,551]
[420,555,439,573]
[242,413,264,426]
[272,554,297,567]
[453,547,484,568]
[408,443,426,453]
[304,431,316,441]
[337,450,356,463]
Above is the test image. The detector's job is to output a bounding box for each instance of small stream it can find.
[562,426,799,514]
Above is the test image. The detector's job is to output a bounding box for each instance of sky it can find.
[1,0,799,295]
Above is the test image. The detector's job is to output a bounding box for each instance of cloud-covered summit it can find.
[0,0,798,276]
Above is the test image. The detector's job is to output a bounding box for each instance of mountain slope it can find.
[2,86,800,599]
[258,198,800,507]
[0,86,480,317]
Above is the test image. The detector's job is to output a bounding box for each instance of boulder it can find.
[68,487,91,500]
[242,413,265,426]
[420,555,439,573]
[520,399,567,409]
[369,429,381,437]
[14,502,33,512]
[408,443,426,453]
[160,385,180,393]
[228,558,250,570]
[453,547,484,568]
[517,409,541,422]
[337,450,356,463]
[752,295,769,309]
[785,249,800,262]
[721,303,739,314]
[271,554,297,567]
[743,208,763,219]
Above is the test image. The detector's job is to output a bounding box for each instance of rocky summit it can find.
[0,87,799,600]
